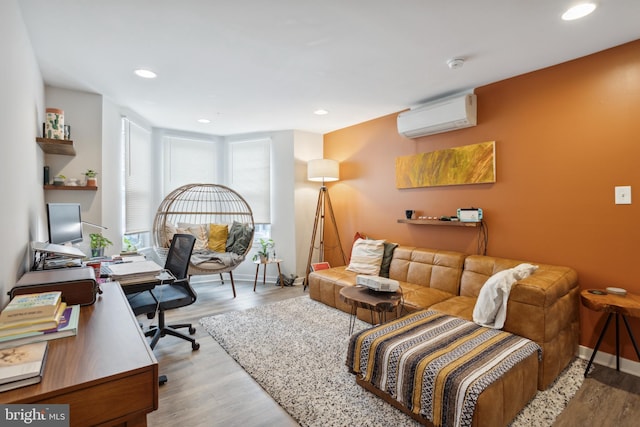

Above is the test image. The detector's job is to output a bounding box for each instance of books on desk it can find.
[0,291,62,323]
[0,341,48,392]
[107,260,163,279]
[107,260,165,287]
[0,302,67,337]
[0,305,80,350]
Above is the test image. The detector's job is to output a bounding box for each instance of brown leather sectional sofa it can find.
[308,245,579,391]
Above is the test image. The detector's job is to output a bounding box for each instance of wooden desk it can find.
[581,289,640,376]
[0,282,158,426]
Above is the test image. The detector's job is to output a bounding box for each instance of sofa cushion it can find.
[401,286,456,311]
[388,247,465,294]
[430,296,476,320]
[346,238,385,275]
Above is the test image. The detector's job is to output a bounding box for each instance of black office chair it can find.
[127,234,200,352]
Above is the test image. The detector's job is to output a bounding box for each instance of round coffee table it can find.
[339,285,402,334]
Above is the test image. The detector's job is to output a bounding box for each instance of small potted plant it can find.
[253,238,274,263]
[90,233,113,258]
[84,169,98,186]
[122,236,138,255]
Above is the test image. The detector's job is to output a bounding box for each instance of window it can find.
[123,118,152,244]
[228,138,271,224]
[163,135,218,195]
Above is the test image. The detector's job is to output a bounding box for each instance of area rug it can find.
[200,296,586,427]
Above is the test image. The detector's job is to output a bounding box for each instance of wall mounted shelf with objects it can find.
[397,219,481,227]
[36,137,76,156]
[44,185,97,191]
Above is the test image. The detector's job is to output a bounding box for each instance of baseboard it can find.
[578,345,640,377]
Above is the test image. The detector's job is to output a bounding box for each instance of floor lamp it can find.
[305,159,347,289]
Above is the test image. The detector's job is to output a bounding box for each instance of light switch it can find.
[615,186,632,205]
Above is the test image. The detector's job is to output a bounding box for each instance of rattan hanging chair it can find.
[152,183,255,298]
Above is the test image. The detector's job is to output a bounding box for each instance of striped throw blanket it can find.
[347,310,541,427]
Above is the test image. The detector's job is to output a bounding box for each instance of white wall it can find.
[293,131,324,276]
[44,87,107,256]
[0,0,45,306]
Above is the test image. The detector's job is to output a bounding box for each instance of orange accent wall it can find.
[323,39,640,360]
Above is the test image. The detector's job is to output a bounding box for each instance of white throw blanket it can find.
[473,263,538,329]
[190,250,243,267]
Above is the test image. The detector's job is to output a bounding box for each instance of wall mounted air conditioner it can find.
[397,93,477,138]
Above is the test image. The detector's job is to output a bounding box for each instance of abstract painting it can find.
[395,141,495,188]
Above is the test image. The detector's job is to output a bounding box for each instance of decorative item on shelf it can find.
[66,178,79,186]
[89,233,113,258]
[405,210,415,219]
[45,108,64,139]
[52,175,66,186]
[83,169,98,187]
[253,238,274,262]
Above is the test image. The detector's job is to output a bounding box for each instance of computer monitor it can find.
[47,203,83,245]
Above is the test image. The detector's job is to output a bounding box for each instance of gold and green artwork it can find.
[395,141,495,188]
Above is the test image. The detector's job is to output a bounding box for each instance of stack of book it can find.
[0,341,48,392]
[0,291,79,350]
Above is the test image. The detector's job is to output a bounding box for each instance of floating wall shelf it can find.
[36,137,76,156]
[397,219,481,227]
[44,185,97,191]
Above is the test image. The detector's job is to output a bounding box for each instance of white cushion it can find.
[346,238,385,275]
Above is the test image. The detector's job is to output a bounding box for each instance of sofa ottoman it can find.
[347,310,540,427]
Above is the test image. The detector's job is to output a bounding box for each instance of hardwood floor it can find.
[554,365,640,427]
[141,278,640,427]
[144,278,301,427]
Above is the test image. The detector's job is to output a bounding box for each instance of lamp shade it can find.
[308,159,339,182]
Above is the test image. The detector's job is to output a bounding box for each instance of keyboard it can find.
[100,264,114,277]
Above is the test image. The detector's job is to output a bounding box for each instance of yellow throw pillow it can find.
[208,223,229,252]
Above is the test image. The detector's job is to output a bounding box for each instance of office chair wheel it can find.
[159,375,168,385]
[189,326,196,334]
[192,342,200,351]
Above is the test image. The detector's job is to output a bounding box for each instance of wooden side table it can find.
[580,289,640,376]
[339,285,402,334]
[253,258,285,291]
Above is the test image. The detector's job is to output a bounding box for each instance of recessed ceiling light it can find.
[134,69,157,79]
[314,109,329,115]
[197,118,211,124]
[562,3,597,21]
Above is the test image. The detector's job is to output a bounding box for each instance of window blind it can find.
[229,138,271,224]
[123,118,152,234]
[164,136,217,195]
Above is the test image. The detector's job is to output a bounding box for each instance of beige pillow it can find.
[346,238,385,275]
[176,223,208,251]
[163,222,177,247]
[208,223,229,252]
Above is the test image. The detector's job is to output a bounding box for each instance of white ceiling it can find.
[17,1,640,136]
